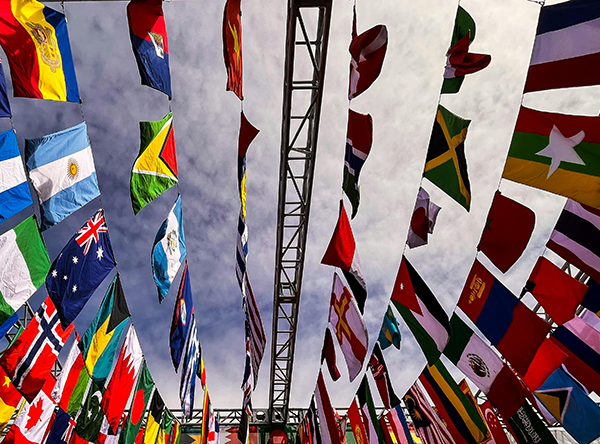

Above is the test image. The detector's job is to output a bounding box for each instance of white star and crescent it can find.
[536,125,586,178]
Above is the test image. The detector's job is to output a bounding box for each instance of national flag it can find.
[152,195,186,302]
[321,201,367,312]
[314,371,341,444]
[240,328,253,423]
[357,376,386,444]
[159,409,175,444]
[307,400,321,444]
[378,305,401,350]
[127,0,171,97]
[379,416,394,444]
[524,0,600,93]
[45,408,76,444]
[46,208,116,328]
[25,122,99,229]
[551,315,600,395]
[0,312,19,338]
[535,366,600,444]
[201,388,212,444]
[368,343,400,409]
[65,363,89,417]
[143,391,164,444]
[391,256,450,365]
[74,380,104,442]
[419,360,488,444]
[523,256,587,325]
[506,402,558,444]
[0,297,73,402]
[458,260,551,375]
[442,6,491,94]
[547,199,600,283]
[503,106,600,209]
[342,109,373,219]
[130,112,178,214]
[170,261,194,371]
[387,405,415,444]
[582,279,600,317]
[0,60,11,117]
[444,314,526,419]
[477,191,535,273]
[320,327,340,382]
[170,421,181,444]
[120,361,154,444]
[79,273,130,385]
[238,112,259,217]
[581,309,600,332]
[328,272,368,382]
[424,105,471,211]
[98,415,121,444]
[51,335,84,411]
[457,380,490,436]
[0,129,31,223]
[404,383,455,444]
[479,402,511,444]
[223,0,242,99]
[204,402,218,444]
[0,216,50,325]
[3,376,56,444]
[236,209,249,298]
[101,325,144,433]
[348,24,387,100]
[407,187,441,249]
[180,315,199,419]
[0,366,22,432]
[347,399,367,444]
[244,276,266,387]
[0,0,79,102]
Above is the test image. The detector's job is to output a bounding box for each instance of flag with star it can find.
[223,0,242,99]
[46,209,116,328]
[424,104,472,211]
[503,106,600,209]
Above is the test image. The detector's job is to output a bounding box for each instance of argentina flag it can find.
[152,194,186,302]
[25,122,100,230]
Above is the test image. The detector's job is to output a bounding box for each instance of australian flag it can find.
[46,209,116,328]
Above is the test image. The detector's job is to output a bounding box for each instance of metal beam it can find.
[268,0,332,424]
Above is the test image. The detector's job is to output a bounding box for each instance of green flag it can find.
[442,7,475,94]
[75,380,105,442]
[67,365,91,417]
[357,376,386,444]
[508,402,558,444]
[120,361,155,444]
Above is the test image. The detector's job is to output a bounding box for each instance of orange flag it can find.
[223,0,243,99]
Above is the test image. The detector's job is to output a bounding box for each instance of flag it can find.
[170,261,194,371]
[477,191,535,273]
[547,199,600,283]
[314,371,341,444]
[74,380,104,442]
[240,329,253,431]
[407,187,441,249]
[101,325,144,433]
[357,376,386,444]
[0,129,31,223]
[404,383,455,444]
[159,409,174,444]
[342,109,373,219]
[180,316,199,419]
[79,273,131,385]
[348,24,387,99]
[170,422,181,444]
[535,366,600,444]
[368,343,400,409]
[51,335,84,411]
[321,201,367,312]
[45,408,76,444]
[222,0,242,99]
[582,279,600,316]
[387,405,415,444]
[524,256,587,325]
[46,208,116,328]
[320,327,340,382]
[130,112,178,214]
[238,112,259,218]
[524,0,600,93]
[0,216,50,325]
[152,195,186,302]
[65,364,89,418]
[458,260,551,375]
[379,416,394,444]
[347,399,368,444]
[200,388,211,444]
[0,366,22,432]
[25,122,99,229]
[143,391,164,444]
[0,60,11,117]
[479,402,511,444]
[0,312,19,338]
[444,314,526,419]
[0,297,73,402]
[328,272,368,382]
[442,6,491,94]
[391,256,450,365]
[503,106,600,209]
[378,305,401,350]
[127,0,171,97]
[506,402,558,444]
[244,276,266,387]
[419,360,488,444]
[0,0,79,102]
[120,361,154,444]
[424,105,471,211]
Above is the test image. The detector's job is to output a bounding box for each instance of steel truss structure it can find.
[268,0,333,424]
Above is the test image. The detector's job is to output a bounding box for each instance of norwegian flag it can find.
[75,210,108,255]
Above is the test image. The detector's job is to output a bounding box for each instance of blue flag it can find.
[170,261,194,372]
[180,315,199,419]
[46,209,116,327]
[46,408,76,444]
[0,60,11,118]
[535,366,600,444]
[0,130,31,224]
[379,305,401,350]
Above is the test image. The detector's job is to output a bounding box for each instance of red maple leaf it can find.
[25,398,44,430]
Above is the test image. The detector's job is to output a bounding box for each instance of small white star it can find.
[96,246,104,260]
[72,256,79,264]
[72,285,77,293]
[63,275,68,281]
[51,270,57,278]
[400,283,404,290]
[536,125,586,178]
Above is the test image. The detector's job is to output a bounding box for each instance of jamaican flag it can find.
[424,105,471,211]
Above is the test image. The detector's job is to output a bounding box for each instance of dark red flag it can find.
[348,25,388,100]
[223,0,242,99]
[480,401,512,444]
[320,328,340,382]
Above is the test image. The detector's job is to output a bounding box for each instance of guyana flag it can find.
[79,273,130,385]
[143,391,165,444]
[121,361,154,444]
[424,105,471,211]
[503,106,600,209]
[131,112,178,214]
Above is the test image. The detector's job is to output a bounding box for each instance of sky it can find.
[0,0,596,424]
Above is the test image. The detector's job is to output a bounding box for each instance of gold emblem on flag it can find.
[468,274,485,304]
[26,23,61,72]
[467,353,490,378]
[67,158,79,180]
[354,425,364,444]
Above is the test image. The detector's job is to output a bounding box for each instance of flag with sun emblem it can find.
[25,122,100,230]
[152,195,186,302]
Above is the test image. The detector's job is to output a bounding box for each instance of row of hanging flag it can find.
[299,2,600,444]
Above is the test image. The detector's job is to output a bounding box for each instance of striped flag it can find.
[343,109,373,218]
[314,371,341,444]
[404,383,455,444]
[180,316,199,419]
[243,276,266,386]
[0,129,31,223]
[386,405,415,444]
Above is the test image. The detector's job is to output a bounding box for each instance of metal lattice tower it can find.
[268,0,333,424]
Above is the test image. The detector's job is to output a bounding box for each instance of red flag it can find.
[525,256,588,325]
[522,338,568,391]
[51,338,84,411]
[320,328,340,382]
[239,112,259,159]
[477,191,535,273]
[314,371,341,444]
[480,401,512,444]
[347,399,367,444]
[348,25,388,99]
[444,32,491,78]
[378,416,394,444]
[223,0,242,99]
[0,366,22,431]
[407,187,441,249]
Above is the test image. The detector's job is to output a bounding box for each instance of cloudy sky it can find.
[0,0,594,423]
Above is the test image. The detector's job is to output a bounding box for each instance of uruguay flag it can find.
[152,195,186,302]
[0,129,31,224]
[25,122,100,230]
